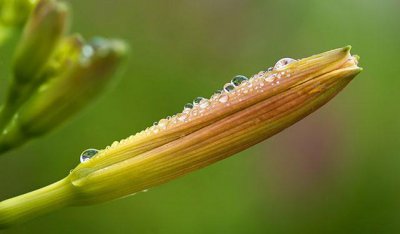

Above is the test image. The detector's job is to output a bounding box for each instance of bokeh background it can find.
[1,0,400,233]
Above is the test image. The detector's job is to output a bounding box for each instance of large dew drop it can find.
[273,58,297,70]
[80,149,99,163]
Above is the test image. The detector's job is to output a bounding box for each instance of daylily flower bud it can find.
[69,46,361,203]
[0,47,362,227]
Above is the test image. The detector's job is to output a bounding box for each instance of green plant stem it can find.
[0,81,34,130]
[0,178,74,229]
[0,104,16,131]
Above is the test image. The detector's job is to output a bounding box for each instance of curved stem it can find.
[0,178,74,229]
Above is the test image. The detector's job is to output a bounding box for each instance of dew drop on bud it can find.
[80,149,99,163]
[273,58,297,70]
[193,97,205,105]
[177,113,187,121]
[223,83,235,92]
[218,94,229,103]
[82,45,94,58]
[80,45,95,66]
[199,99,210,109]
[158,118,168,129]
[231,75,248,86]
[264,74,276,83]
[184,103,193,110]
[214,89,223,95]
[183,103,193,114]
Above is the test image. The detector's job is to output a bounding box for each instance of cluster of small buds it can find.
[0,0,127,154]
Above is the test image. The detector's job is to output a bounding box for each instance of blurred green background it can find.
[1,0,400,233]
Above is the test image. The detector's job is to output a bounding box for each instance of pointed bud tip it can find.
[343,45,352,52]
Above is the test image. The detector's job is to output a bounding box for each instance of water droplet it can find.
[199,99,210,109]
[223,83,235,92]
[231,75,248,86]
[153,121,158,126]
[158,119,168,129]
[158,119,169,129]
[218,94,229,103]
[151,126,160,134]
[273,58,297,70]
[184,103,193,109]
[177,113,187,121]
[214,89,223,95]
[142,189,148,193]
[264,74,276,83]
[80,149,99,163]
[267,67,273,72]
[82,45,94,58]
[89,37,109,57]
[193,97,205,105]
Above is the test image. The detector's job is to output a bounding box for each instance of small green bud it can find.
[13,0,68,84]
